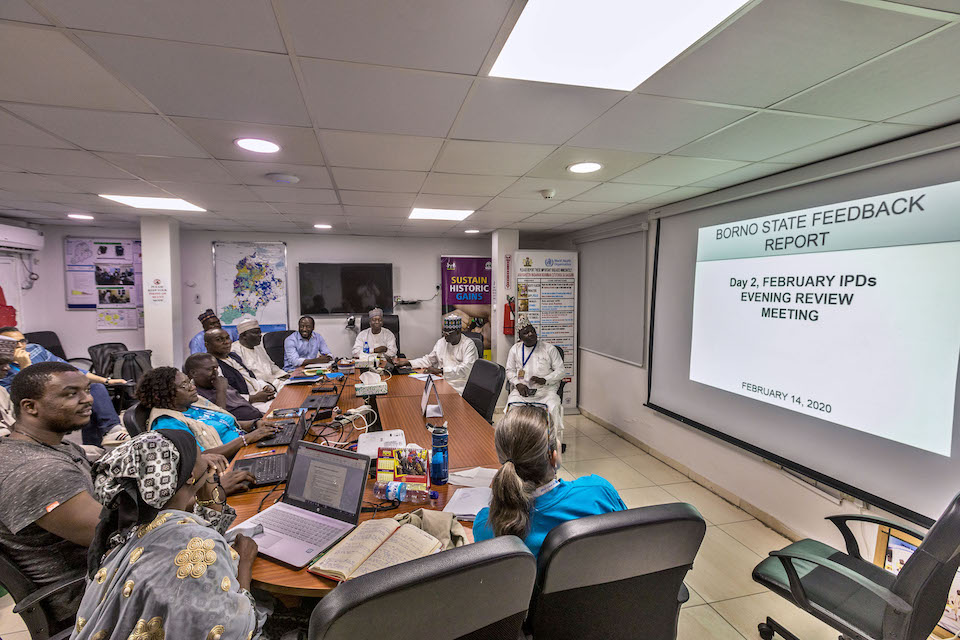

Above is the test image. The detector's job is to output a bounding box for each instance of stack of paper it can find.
[442,487,493,521]
[448,467,499,488]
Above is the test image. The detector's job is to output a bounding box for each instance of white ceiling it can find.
[0,0,958,237]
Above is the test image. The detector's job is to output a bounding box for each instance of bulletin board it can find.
[64,237,143,330]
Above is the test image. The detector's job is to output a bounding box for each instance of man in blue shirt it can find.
[283,316,332,371]
[0,328,123,445]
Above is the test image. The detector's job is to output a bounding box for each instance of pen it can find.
[242,449,278,459]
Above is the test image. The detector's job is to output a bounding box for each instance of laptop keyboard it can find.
[259,422,298,447]
[257,509,341,547]
[239,454,286,484]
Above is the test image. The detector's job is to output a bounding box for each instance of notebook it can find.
[308,519,442,581]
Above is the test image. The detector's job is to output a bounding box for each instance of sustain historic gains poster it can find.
[441,256,492,359]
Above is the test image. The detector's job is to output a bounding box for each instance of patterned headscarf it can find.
[197,308,217,323]
[88,430,199,576]
[368,308,383,319]
[0,336,16,361]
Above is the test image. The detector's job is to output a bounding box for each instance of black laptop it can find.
[233,416,309,486]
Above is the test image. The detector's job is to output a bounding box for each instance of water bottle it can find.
[430,426,449,486]
[374,481,407,502]
[363,341,370,354]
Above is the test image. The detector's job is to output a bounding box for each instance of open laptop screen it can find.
[283,443,370,522]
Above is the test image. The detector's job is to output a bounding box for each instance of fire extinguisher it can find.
[503,297,515,335]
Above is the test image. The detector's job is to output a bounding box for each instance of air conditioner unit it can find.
[0,224,44,251]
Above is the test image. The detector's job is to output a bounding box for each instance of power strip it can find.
[355,381,388,396]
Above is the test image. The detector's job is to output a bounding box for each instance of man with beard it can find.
[230,318,288,388]
[505,322,566,442]
[0,362,103,623]
[204,328,275,413]
[392,314,477,395]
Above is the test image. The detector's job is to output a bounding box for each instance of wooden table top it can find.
[226,369,497,596]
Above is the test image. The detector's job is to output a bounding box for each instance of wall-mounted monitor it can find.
[299,263,393,315]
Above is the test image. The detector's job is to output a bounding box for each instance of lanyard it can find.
[521,343,535,368]
[530,478,559,498]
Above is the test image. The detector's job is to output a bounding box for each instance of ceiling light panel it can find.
[99,194,205,211]
[409,208,474,221]
[489,0,750,91]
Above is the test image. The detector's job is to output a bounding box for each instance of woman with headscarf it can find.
[136,366,278,460]
[71,429,266,639]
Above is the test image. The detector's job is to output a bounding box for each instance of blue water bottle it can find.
[363,340,370,354]
[430,426,449,485]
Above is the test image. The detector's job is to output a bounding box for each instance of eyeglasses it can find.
[176,380,195,391]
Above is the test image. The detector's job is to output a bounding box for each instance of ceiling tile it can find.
[53,176,169,196]
[775,24,960,120]
[330,168,426,193]
[99,154,236,183]
[498,177,599,200]
[0,199,73,212]
[0,146,133,177]
[79,33,310,125]
[270,203,343,216]
[0,1,50,24]
[639,186,715,206]
[765,122,925,164]
[887,95,960,126]
[299,59,472,137]
[0,172,75,192]
[574,183,674,203]
[249,186,338,204]
[219,161,331,188]
[674,112,865,161]
[420,173,517,197]
[543,201,622,215]
[5,104,206,156]
[0,23,149,112]
[613,156,749,186]
[523,213,590,225]
[569,94,752,154]
[281,0,511,74]
[692,162,797,189]
[0,108,73,148]
[342,206,412,219]
[637,0,943,108]
[451,78,625,144]
[526,147,657,181]
[413,194,490,210]
[467,210,531,223]
[317,131,443,171]
[170,117,323,164]
[434,140,556,176]
[888,0,960,11]
[45,0,285,51]
[157,182,257,203]
[200,201,276,215]
[340,191,416,207]
[481,197,553,213]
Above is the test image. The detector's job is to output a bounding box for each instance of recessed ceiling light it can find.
[409,208,474,221]
[99,195,206,211]
[567,162,603,174]
[235,138,281,153]
[464,229,481,234]
[266,173,299,184]
[313,224,332,229]
[490,0,749,90]
[67,213,94,220]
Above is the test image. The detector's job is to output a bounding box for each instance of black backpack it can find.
[109,350,153,408]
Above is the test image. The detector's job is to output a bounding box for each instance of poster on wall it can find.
[213,242,288,333]
[441,256,492,359]
[65,237,144,330]
[514,251,578,411]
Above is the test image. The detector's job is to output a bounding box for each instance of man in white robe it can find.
[352,308,398,358]
[505,322,566,441]
[230,318,289,388]
[392,314,477,395]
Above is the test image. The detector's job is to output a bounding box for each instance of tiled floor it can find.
[0,414,925,640]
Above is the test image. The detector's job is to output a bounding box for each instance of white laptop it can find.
[421,376,444,418]
[238,442,371,568]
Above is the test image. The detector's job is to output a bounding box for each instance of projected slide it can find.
[690,181,960,456]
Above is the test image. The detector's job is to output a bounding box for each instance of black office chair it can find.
[462,359,506,423]
[309,536,536,640]
[263,330,295,368]
[121,401,151,436]
[23,331,92,370]
[553,344,567,400]
[0,549,86,640]
[87,342,128,377]
[359,313,401,355]
[464,331,483,358]
[753,491,960,640]
[527,503,706,640]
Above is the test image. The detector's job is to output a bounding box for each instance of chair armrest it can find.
[678,583,690,604]
[825,514,926,560]
[67,357,93,370]
[12,570,86,614]
[770,550,912,614]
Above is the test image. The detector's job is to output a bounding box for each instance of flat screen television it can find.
[299,263,394,315]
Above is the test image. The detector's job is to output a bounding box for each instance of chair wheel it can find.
[561,443,567,453]
[758,622,775,640]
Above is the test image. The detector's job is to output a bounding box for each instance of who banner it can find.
[441,256,492,359]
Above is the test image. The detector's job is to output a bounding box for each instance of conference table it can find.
[226,368,499,597]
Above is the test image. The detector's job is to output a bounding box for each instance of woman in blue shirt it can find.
[134,366,278,460]
[473,406,626,557]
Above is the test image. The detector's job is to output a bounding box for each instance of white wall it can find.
[18,224,145,359]
[178,231,490,358]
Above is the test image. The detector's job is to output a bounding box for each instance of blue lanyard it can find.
[521,344,535,368]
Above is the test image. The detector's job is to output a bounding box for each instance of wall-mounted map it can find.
[213,242,288,332]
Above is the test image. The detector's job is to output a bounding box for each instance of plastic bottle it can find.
[363,341,370,354]
[430,426,449,485]
[374,481,407,502]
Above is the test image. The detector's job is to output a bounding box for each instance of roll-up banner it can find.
[441,256,492,359]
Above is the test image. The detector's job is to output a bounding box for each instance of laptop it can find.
[421,376,444,418]
[257,414,306,448]
[233,416,308,486]
[240,443,371,568]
